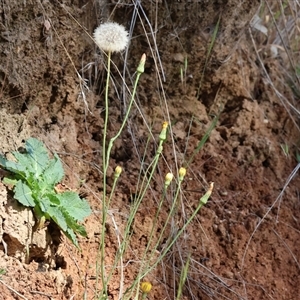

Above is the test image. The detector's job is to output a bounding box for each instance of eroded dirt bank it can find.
[0,1,300,299]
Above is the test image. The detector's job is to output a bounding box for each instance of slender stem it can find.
[98,54,145,299]
[118,142,163,263]
[99,50,111,298]
[122,142,165,300]
[137,174,183,273]
[0,279,28,300]
[103,51,111,175]
[105,71,142,168]
[103,66,144,297]
[141,183,214,279]
[103,175,121,283]
[129,183,213,298]
[132,185,167,299]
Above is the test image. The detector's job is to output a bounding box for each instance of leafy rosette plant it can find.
[0,138,91,248]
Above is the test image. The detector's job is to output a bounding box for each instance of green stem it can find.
[99,50,111,298]
[132,185,167,299]
[105,70,142,168]
[104,174,121,284]
[118,141,163,260]
[98,54,145,298]
[137,176,182,279]
[122,141,166,299]
[103,51,111,175]
[141,183,213,279]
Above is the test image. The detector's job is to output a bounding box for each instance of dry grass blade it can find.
[197,15,221,98]
[0,279,29,300]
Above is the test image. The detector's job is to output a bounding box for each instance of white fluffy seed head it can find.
[93,22,129,53]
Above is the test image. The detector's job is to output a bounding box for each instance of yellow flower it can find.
[159,121,168,141]
[140,281,152,294]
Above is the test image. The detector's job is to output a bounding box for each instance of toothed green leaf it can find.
[14,181,35,207]
[47,206,68,232]
[64,228,79,249]
[43,154,64,187]
[1,138,91,248]
[24,138,50,177]
[0,155,26,177]
[58,191,92,222]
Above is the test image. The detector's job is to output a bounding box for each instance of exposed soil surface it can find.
[1,1,300,300]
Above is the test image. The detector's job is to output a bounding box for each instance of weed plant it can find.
[2,1,297,299]
[91,1,300,297]
[0,138,91,249]
[92,19,216,300]
[5,1,296,299]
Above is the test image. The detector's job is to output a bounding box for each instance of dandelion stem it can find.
[99,54,145,299]
[93,21,130,299]
[99,50,111,298]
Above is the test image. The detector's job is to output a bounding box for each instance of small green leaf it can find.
[47,206,68,231]
[38,196,51,213]
[58,191,91,221]
[13,151,34,175]
[0,155,26,177]
[14,181,35,207]
[62,210,87,237]
[36,177,52,195]
[73,223,87,237]
[64,228,79,248]
[45,193,61,206]
[25,138,50,177]
[43,154,64,187]
[2,177,18,186]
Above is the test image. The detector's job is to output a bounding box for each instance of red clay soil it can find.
[0,1,300,299]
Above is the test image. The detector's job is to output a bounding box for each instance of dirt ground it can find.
[1,1,300,299]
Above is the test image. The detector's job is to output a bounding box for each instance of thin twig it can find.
[30,290,53,299]
[0,279,28,300]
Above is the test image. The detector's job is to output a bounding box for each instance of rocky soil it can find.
[0,1,299,299]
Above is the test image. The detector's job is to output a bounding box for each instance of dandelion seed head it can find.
[93,22,129,53]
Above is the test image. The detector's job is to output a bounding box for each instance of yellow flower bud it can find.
[137,53,146,74]
[178,167,187,181]
[162,121,168,129]
[159,121,168,141]
[114,166,122,179]
[165,172,174,188]
[140,281,152,294]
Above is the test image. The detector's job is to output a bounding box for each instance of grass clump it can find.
[0,137,91,249]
